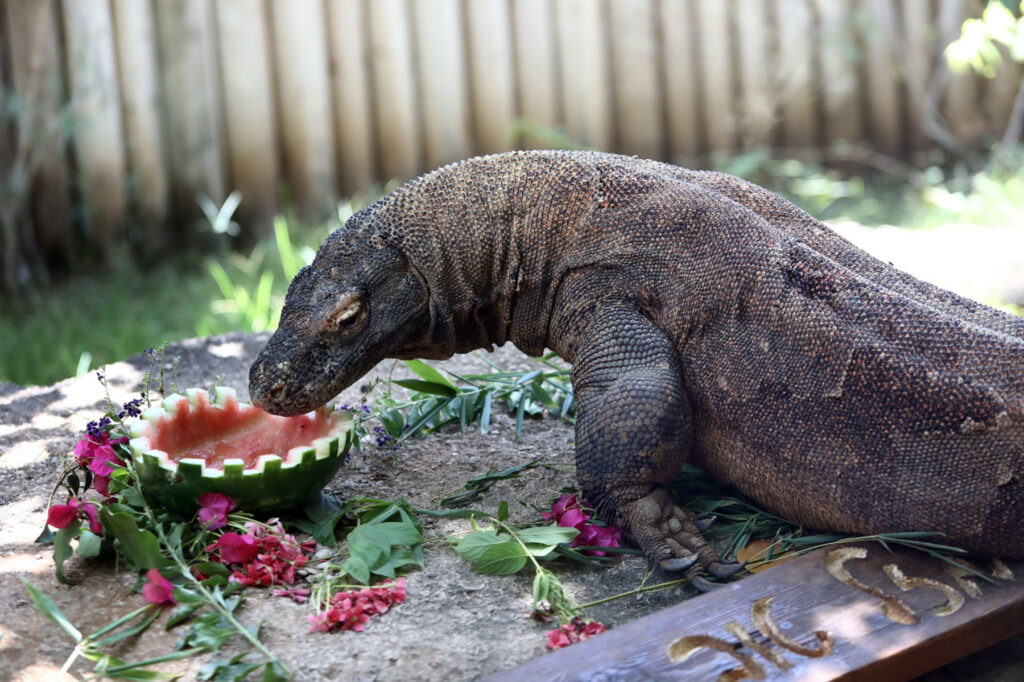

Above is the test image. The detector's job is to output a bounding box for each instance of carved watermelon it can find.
[128,387,353,516]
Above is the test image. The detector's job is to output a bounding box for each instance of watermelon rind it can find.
[128,388,353,516]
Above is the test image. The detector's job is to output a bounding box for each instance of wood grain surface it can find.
[488,544,1024,681]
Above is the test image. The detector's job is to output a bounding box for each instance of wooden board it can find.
[324,0,376,193]
[367,0,421,181]
[464,0,517,156]
[3,0,73,256]
[694,0,735,155]
[555,0,612,150]
[61,0,127,242]
[862,0,904,158]
[817,0,863,145]
[268,0,336,221]
[411,0,471,168]
[735,0,775,148]
[510,0,561,148]
[608,0,663,160]
[153,0,226,221]
[775,0,818,148]
[212,0,279,237]
[488,544,1024,681]
[660,0,701,161]
[110,0,169,232]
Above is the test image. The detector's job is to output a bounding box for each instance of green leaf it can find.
[53,520,80,583]
[348,521,423,549]
[496,501,509,522]
[454,530,510,561]
[480,392,492,434]
[474,542,528,575]
[393,378,457,398]
[193,561,231,578]
[93,607,161,648]
[262,659,291,682]
[101,508,168,571]
[197,652,260,681]
[404,359,455,388]
[77,529,103,558]
[515,525,580,545]
[23,580,82,642]
[398,398,447,441]
[342,555,371,585]
[533,571,551,606]
[35,525,54,544]
[165,603,202,629]
[414,508,490,518]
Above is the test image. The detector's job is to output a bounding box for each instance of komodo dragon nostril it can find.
[269,382,286,401]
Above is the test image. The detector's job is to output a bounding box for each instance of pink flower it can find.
[47,501,79,529]
[46,498,102,534]
[142,568,176,606]
[207,532,259,564]
[206,521,315,587]
[198,493,236,530]
[75,433,127,476]
[544,493,621,556]
[75,432,128,497]
[273,587,311,603]
[542,493,578,521]
[575,524,622,556]
[546,618,607,650]
[558,507,590,529]
[309,578,407,633]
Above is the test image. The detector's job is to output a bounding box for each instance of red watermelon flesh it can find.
[147,392,337,469]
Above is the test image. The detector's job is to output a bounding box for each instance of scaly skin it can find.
[250,151,1024,580]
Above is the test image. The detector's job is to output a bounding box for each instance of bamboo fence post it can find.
[325,0,376,193]
[110,0,169,237]
[609,0,664,160]
[268,0,336,221]
[510,0,561,148]
[464,0,517,156]
[213,0,279,238]
[367,0,421,182]
[410,0,471,169]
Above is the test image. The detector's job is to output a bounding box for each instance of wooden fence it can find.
[1,0,1020,288]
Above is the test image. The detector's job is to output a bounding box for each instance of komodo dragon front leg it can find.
[564,297,743,589]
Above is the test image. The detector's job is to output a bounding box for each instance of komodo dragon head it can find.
[249,220,430,416]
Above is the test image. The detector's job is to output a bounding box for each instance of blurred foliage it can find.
[946,0,1024,77]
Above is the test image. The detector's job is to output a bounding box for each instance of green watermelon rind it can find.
[128,387,353,516]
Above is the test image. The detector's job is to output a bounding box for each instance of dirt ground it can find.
[2,222,1022,681]
[1,336,700,681]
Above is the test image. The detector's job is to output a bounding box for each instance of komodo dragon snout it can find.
[249,231,430,416]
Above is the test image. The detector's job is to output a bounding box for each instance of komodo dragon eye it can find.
[322,293,366,334]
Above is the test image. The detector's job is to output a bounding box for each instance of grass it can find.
[0,158,1021,387]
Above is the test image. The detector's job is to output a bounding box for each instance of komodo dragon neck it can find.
[354,152,596,359]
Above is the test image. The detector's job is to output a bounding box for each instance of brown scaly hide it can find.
[251,151,1024,562]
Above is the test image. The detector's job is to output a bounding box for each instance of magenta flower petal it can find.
[209,532,259,564]
[87,444,124,477]
[142,568,176,605]
[47,500,79,529]
[198,493,236,530]
[79,501,103,534]
[558,507,590,529]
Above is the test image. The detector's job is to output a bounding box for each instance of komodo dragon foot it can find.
[620,488,744,592]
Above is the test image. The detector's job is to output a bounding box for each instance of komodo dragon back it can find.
[251,150,1024,577]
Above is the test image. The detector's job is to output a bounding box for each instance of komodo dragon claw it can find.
[691,576,721,592]
[707,559,746,578]
[659,554,700,571]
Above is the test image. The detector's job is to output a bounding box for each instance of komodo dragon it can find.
[250,150,1024,585]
